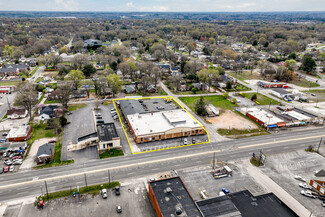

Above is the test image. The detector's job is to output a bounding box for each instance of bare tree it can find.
[72,54,89,70]
[15,82,38,121]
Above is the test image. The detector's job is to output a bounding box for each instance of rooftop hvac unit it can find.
[166,187,172,193]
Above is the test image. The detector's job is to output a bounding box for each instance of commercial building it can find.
[148,178,297,217]
[6,125,32,142]
[240,107,323,128]
[257,81,288,88]
[0,86,15,94]
[271,89,292,99]
[72,123,120,152]
[127,109,205,143]
[148,177,203,217]
[119,98,205,143]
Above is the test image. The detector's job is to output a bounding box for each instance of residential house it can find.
[84,39,102,47]
[0,64,30,76]
[124,85,136,94]
[147,85,158,93]
[70,89,87,98]
[6,108,27,119]
[39,105,62,120]
[36,143,55,164]
[158,63,171,73]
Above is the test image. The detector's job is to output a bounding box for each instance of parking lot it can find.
[179,164,265,201]
[3,182,155,217]
[0,140,26,174]
[61,104,97,162]
[260,150,325,217]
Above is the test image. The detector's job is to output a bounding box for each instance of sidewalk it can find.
[242,160,311,217]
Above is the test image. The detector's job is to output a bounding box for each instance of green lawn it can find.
[242,93,280,105]
[179,95,235,112]
[45,99,60,104]
[36,181,120,203]
[30,67,39,76]
[35,77,43,83]
[291,80,320,88]
[227,83,252,92]
[99,149,124,159]
[28,123,56,142]
[0,80,21,86]
[68,103,87,111]
[173,90,210,95]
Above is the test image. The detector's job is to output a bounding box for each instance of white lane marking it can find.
[238,135,323,149]
[0,149,221,189]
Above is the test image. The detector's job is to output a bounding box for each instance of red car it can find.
[4,166,10,173]
[11,156,22,160]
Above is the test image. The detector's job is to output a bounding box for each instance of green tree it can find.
[59,47,69,55]
[186,42,196,56]
[59,116,68,127]
[226,80,232,90]
[288,52,297,59]
[191,87,197,94]
[107,74,123,98]
[195,96,207,116]
[232,98,237,104]
[251,93,257,101]
[301,56,316,73]
[64,70,85,90]
[82,64,97,77]
[222,92,229,99]
[4,45,13,57]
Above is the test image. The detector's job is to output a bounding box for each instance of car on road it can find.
[192,138,196,144]
[157,106,164,110]
[294,175,306,182]
[183,138,188,145]
[67,112,72,115]
[311,93,316,96]
[116,205,122,213]
[0,168,3,174]
[9,165,14,172]
[222,188,230,194]
[299,183,312,190]
[301,190,317,198]
[4,166,10,173]
[101,189,107,199]
[115,186,120,196]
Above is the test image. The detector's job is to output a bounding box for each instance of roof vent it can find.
[166,187,172,193]
[175,207,183,215]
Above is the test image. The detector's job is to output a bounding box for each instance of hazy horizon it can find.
[0,0,324,12]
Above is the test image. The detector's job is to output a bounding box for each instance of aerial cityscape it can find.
[0,1,325,217]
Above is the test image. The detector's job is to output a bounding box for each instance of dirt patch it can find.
[206,110,258,130]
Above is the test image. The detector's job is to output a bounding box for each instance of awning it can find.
[301,122,306,125]
[268,124,278,128]
[277,122,286,127]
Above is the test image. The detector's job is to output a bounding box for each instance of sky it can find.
[0,0,324,12]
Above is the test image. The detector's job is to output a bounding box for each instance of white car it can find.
[301,190,317,199]
[9,165,14,172]
[294,175,306,182]
[101,189,107,199]
[183,138,188,145]
[299,183,312,190]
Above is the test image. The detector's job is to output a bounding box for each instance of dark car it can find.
[115,186,120,196]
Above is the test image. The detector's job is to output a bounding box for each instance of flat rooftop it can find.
[272,89,291,95]
[128,109,202,136]
[230,190,297,217]
[149,177,203,217]
[196,195,241,217]
[97,123,119,142]
[6,125,31,138]
[241,107,283,125]
[119,98,176,116]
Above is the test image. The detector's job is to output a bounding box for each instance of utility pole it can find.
[45,180,49,200]
[6,97,11,110]
[317,137,323,153]
[108,170,111,186]
[212,152,215,170]
[84,173,88,189]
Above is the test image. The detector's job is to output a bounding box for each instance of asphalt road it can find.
[0,127,324,203]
